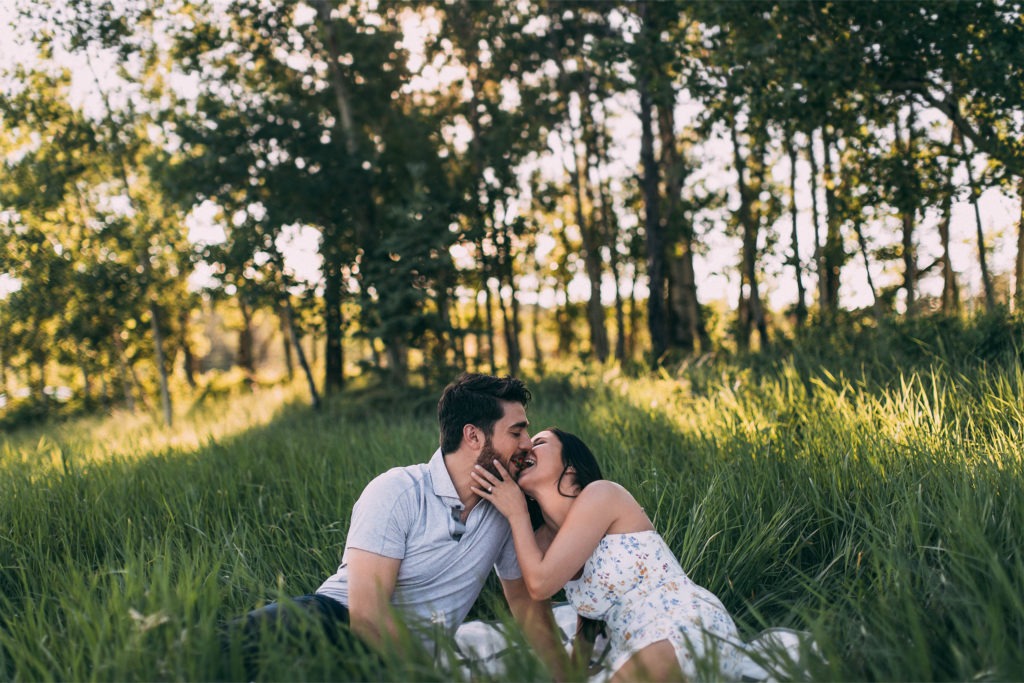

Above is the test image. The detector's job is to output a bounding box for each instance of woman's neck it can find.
[530,485,577,532]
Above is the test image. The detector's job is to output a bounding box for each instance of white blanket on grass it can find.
[452,603,817,681]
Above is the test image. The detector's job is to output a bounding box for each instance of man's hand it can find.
[345,549,404,653]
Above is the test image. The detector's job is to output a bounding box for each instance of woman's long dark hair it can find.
[526,428,604,529]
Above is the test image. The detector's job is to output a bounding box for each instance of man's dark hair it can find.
[438,373,531,454]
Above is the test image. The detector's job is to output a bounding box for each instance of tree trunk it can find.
[283,296,321,410]
[79,358,92,406]
[901,213,918,315]
[658,102,707,354]
[1015,176,1024,313]
[315,0,367,394]
[449,284,466,371]
[500,291,520,378]
[112,329,136,411]
[967,164,996,312]
[637,67,667,367]
[322,254,345,394]
[433,276,453,374]
[852,218,881,316]
[821,126,843,318]
[937,132,961,315]
[179,308,198,389]
[314,0,357,158]
[786,132,808,328]
[369,337,381,370]
[472,287,484,373]
[237,295,255,382]
[958,128,996,312]
[567,95,609,363]
[626,267,639,361]
[896,108,919,316]
[555,280,573,357]
[528,252,543,372]
[730,118,769,352]
[0,346,7,400]
[595,160,627,364]
[509,279,522,377]
[32,350,47,400]
[483,272,497,374]
[808,128,827,316]
[608,232,627,364]
[385,340,409,386]
[149,302,173,426]
[531,300,544,375]
[99,372,110,409]
[278,303,295,382]
[496,228,521,377]
[453,3,495,372]
[585,96,622,366]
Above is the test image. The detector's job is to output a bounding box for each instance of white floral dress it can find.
[564,530,746,679]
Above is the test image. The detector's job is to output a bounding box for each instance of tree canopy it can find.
[2,0,1022,421]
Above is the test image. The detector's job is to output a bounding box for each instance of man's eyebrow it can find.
[509,420,529,430]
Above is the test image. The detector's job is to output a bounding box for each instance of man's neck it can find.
[443,448,484,515]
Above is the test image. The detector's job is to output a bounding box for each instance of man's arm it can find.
[345,548,405,653]
[501,576,570,681]
[572,616,605,677]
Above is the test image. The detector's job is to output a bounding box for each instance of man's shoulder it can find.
[362,461,430,498]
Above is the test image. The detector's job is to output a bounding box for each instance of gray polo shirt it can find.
[317,448,522,636]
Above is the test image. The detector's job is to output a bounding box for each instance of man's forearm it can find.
[350,609,404,655]
[571,617,602,678]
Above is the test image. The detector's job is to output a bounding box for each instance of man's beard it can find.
[475,436,527,480]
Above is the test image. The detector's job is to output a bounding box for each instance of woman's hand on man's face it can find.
[471,460,528,520]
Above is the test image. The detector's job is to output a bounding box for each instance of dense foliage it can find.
[1,1,1023,424]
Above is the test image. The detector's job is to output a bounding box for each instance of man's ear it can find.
[463,423,483,450]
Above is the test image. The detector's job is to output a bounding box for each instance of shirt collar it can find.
[428,448,462,509]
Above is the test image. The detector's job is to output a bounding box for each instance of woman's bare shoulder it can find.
[580,480,652,533]
[578,479,639,505]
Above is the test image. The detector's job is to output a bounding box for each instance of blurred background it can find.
[1,0,1022,426]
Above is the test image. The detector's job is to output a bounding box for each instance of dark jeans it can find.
[234,593,351,644]
[224,593,357,675]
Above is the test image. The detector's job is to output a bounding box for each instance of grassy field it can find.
[2,334,1023,680]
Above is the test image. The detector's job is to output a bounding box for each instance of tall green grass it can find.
[1,350,1022,680]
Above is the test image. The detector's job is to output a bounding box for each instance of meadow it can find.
[1,319,1023,681]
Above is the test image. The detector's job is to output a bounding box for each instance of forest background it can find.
[2,2,1024,681]
[1,0,1023,425]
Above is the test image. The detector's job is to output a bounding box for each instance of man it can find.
[233,373,565,676]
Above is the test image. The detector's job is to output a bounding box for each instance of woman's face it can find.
[516,429,563,493]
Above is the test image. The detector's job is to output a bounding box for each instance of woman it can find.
[471,428,747,682]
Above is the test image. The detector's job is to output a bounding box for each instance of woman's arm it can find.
[472,463,628,600]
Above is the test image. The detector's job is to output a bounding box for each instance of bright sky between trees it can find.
[1,0,1019,313]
